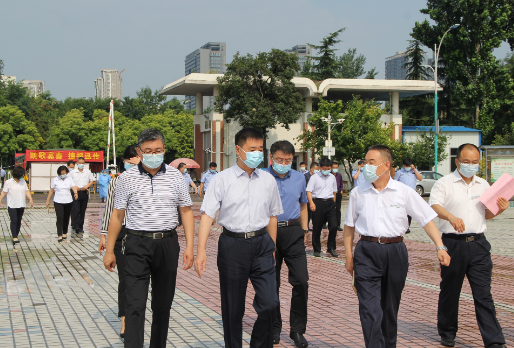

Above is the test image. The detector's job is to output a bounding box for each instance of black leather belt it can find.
[313,198,333,202]
[443,233,483,242]
[277,219,301,228]
[361,236,404,244]
[127,229,177,239]
[223,227,267,239]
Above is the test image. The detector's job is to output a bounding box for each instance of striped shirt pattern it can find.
[114,163,192,231]
[101,176,127,234]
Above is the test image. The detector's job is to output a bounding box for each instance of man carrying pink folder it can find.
[429,143,510,348]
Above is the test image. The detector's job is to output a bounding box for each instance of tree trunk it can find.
[475,103,479,127]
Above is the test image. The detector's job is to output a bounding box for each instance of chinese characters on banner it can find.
[26,150,104,162]
[491,158,514,182]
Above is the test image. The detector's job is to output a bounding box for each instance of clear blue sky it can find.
[1,0,511,101]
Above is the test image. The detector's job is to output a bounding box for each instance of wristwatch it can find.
[303,229,309,234]
[436,245,448,252]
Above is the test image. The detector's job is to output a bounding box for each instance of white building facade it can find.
[94,69,123,100]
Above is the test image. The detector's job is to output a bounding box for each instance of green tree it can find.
[411,0,514,141]
[403,40,431,80]
[214,48,305,165]
[405,131,449,170]
[336,48,366,78]
[304,28,345,80]
[0,105,44,159]
[364,68,378,79]
[47,109,87,149]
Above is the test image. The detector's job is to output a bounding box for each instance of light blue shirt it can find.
[306,171,337,199]
[201,164,284,232]
[394,167,418,190]
[0,169,5,178]
[263,167,308,221]
[200,170,217,192]
[352,169,366,187]
[182,171,193,185]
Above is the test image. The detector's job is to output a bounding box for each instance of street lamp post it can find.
[429,23,460,173]
[321,113,344,160]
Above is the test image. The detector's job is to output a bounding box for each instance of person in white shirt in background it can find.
[178,162,198,194]
[429,143,509,348]
[0,166,34,244]
[69,157,94,233]
[46,166,79,242]
[344,144,450,348]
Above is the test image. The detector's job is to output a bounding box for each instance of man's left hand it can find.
[438,249,451,267]
[183,247,194,270]
[497,197,509,215]
[410,164,416,170]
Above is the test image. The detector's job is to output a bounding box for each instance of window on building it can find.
[450,148,458,172]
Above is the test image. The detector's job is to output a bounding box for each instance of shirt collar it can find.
[233,163,260,178]
[362,176,397,192]
[138,162,166,176]
[267,165,291,179]
[452,169,479,185]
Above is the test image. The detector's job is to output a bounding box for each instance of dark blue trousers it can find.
[354,240,409,348]
[217,231,277,348]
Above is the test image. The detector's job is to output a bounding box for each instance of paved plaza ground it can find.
[1,193,514,347]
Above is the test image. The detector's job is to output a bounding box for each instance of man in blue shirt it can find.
[394,158,423,233]
[352,160,366,188]
[0,167,5,188]
[264,140,309,348]
[199,162,217,198]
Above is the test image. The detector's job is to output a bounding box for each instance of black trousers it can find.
[124,232,180,348]
[274,225,309,334]
[335,192,342,227]
[54,202,72,237]
[7,207,25,239]
[307,209,312,229]
[217,231,277,348]
[114,227,127,318]
[354,240,409,348]
[407,216,412,229]
[438,234,505,347]
[311,199,337,252]
[71,191,88,231]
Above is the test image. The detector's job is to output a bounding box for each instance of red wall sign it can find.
[26,150,104,162]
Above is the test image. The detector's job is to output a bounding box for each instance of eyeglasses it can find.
[140,149,164,155]
[272,157,293,165]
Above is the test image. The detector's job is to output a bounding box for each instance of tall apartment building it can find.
[0,75,16,84]
[94,69,123,100]
[184,42,226,111]
[21,80,45,97]
[385,51,432,80]
[284,44,313,74]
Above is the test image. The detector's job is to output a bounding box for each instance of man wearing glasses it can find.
[103,128,195,348]
[264,140,310,348]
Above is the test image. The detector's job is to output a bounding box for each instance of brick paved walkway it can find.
[1,200,513,347]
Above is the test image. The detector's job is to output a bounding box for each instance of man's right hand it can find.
[98,235,106,254]
[345,254,354,275]
[199,191,203,198]
[45,201,50,208]
[310,203,316,212]
[448,214,465,233]
[194,250,207,278]
[103,251,116,272]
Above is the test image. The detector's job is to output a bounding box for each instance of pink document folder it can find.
[479,173,514,215]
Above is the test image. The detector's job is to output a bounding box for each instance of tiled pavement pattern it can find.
[0,200,513,347]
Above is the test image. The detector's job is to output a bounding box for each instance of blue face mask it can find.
[124,163,135,171]
[404,166,412,171]
[239,148,263,169]
[59,174,67,179]
[300,167,306,172]
[272,160,291,175]
[321,170,331,176]
[458,161,479,178]
[332,168,338,173]
[77,164,85,170]
[313,170,319,174]
[210,169,217,174]
[142,153,164,169]
[363,162,387,183]
[360,167,363,172]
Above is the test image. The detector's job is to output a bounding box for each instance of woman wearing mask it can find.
[98,145,140,338]
[0,166,34,244]
[98,169,111,203]
[46,166,79,241]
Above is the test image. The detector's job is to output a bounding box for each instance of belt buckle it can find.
[378,237,384,244]
[466,236,475,242]
[277,222,285,228]
[244,232,250,239]
[153,232,164,239]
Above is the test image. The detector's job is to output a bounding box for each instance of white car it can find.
[416,171,444,196]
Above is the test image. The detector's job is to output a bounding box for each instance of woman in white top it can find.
[0,166,34,244]
[46,165,79,242]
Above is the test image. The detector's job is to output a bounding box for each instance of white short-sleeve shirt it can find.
[69,168,94,189]
[344,177,437,238]
[2,178,28,208]
[306,171,338,199]
[429,170,489,234]
[51,176,76,204]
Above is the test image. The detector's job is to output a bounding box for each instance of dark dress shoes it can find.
[328,249,338,257]
[440,337,455,347]
[313,251,320,257]
[290,332,308,348]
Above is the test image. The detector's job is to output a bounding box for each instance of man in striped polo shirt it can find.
[103,129,195,348]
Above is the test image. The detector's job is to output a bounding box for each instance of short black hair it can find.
[368,145,393,163]
[300,162,305,166]
[12,166,25,179]
[270,140,295,156]
[456,143,480,160]
[123,145,138,160]
[332,161,339,166]
[402,158,412,166]
[310,162,319,169]
[67,160,75,166]
[319,158,332,167]
[178,163,187,170]
[138,128,165,147]
[235,127,264,147]
[209,162,217,168]
[57,165,69,175]
[77,157,85,162]
[358,160,365,166]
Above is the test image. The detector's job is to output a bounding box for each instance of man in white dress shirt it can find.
[344,144,451,348]
[69,157,94,233]
[429,143,509,348]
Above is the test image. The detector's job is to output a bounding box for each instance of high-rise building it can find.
[0,75,16,84]
[284,44,313,74]
[184,42,226,111]
[94,69,123,100]
[385,51,431,80]
[21,80,45,97]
